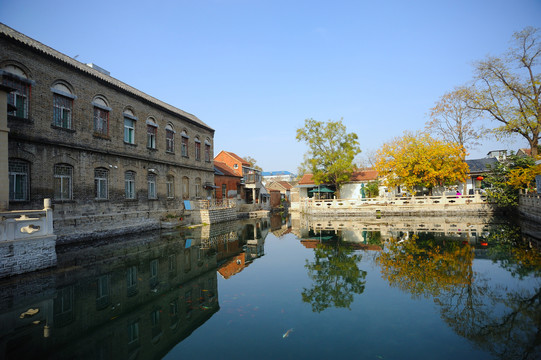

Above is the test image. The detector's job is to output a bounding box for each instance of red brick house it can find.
[214,161,243,199]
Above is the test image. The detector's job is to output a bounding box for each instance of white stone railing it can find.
[519,193,541,207]
[302,193,488,212]
[0,199,54,241]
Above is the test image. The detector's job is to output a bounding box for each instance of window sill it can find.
[93,132,110,140]
[148,198,158,201]
[8,115,33,124]
[53,199,75,203]
[95,198,109,202]
[124,142,137,146]
[147,147,157,151]
[51,124,76,133]
[166,151,175,155]
[124,198,138,202]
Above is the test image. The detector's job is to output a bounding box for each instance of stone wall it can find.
[189,208,237,224]
[0,235,57,277]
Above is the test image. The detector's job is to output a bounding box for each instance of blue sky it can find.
[2,0,540,172]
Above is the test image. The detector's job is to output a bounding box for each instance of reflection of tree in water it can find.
[302,238,366,313]
[377,229,541,359]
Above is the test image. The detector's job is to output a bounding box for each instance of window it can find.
[124,118,135,143]
[9,159,29,201]
[54,164,73,200]
[95,168,108,199]
[53,94,73,129]
[205,139,211,162]
[127,321,139,344]
[181,131,189,157]
[195,138,201,161]
[166,124,175,153]
[127,266,138,296]
[195,178,201,198]
[125,171,136,199]
[92,97,110,136]
[148,173,157,199]
[2,65,31,119]
[147,118,157,149]
[182,177,189,200]
[166,175,174,199]
[52,83,75,129]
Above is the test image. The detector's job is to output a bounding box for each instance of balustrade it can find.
[0,199,54,241]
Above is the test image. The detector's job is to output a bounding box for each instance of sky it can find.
[1,0,540,173]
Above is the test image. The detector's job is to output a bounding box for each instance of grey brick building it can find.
[0,23,215,242]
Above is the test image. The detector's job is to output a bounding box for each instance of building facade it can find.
[0,24,215,241]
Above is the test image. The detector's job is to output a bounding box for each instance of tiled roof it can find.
[465,158,498,173]
[277,181,293,189]
[298,174,315,185]
[0,23,213,132]
[214,161,241,177]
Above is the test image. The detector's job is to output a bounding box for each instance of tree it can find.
[296,118,361,193]
[426,87,485,152]
[374,132,468,194]
[483,153,540,207]
[467,27,541,157]
[302,241,366,312]
[243,155,262,171]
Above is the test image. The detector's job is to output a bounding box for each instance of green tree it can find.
[302,241,366,312]
[364,180,380,198]
[296,118,361,194]
[484,153,538,207]
[466,27,541,157]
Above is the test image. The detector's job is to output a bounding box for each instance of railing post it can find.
[44,198,54,235]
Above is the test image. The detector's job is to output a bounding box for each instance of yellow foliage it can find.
[507,164,541,190]
[375,132,469,191]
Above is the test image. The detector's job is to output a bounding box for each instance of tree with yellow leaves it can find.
[375,132,468,195]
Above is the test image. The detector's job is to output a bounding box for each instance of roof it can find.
[266,181,293,191]
[215,151,250,166]
[0,23,214,132]
[214,161,242,177]
[298,174,316,185]
[465,158,498,173]
[349,170,378,182]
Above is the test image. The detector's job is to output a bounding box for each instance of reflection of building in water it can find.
[211,218,270,279]
[295,216,495,245]
[0,231,219,359]
[270,213,292,238]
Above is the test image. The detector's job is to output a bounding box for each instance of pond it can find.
[0,214,540,360]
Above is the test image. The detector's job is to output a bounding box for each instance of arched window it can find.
[54,164,73,200]
[166,175,174,199]
[182,177,190,200]
[92,96,111,137]
[194,137,201,161]
[1,64,33,119]
[94,167,109,199]
[204,138,212,162]
[181,130,189,157]
[51,82,75,129]
[148,172,157,199]
[123,109,137,144]
[147,117,158,149]
[165,124,175,153]
[125,171,136,199]
[195,177,202,198]
[8,159,29,201]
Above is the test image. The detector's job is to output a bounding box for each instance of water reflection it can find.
[301,232,366,312]
[0,218,270,360]
[297,214,541,360]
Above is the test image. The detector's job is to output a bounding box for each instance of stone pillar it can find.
[0,85,12,211]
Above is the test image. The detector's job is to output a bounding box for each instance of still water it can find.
[1,214,540,360]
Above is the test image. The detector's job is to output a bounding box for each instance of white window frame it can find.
[95,168,108,200]
[8,159,29,201]
[125,171,136,199]
[148,173,157,199]
[124,118,135,144]
[54,164,73,200]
